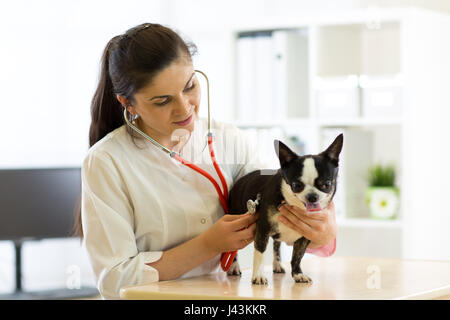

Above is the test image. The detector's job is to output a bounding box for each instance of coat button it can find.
[200,218,206,224]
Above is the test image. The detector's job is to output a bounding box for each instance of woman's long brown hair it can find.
[73,23,197,238]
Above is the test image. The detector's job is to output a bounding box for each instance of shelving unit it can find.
[337,217,403,229]
[231,8,450,261]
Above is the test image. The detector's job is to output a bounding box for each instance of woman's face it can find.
[118,57,201,149]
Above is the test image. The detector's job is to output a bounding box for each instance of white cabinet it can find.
[232,8,450,261]
[314,76,360,120]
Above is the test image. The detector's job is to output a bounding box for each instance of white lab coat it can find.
[81,117,267,299]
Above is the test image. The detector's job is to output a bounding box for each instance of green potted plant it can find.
[365,164,400,220]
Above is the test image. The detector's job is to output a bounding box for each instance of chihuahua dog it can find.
[227,134,343,284]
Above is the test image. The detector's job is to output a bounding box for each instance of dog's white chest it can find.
[268,207,303,245]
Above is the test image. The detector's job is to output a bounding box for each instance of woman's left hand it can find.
[278,201,337,248]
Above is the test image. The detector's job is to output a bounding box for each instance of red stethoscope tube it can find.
[173,134,236,272]
[172,135,229,214]
[124,69,237,272]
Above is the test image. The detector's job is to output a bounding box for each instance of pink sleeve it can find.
[306,238,336,257]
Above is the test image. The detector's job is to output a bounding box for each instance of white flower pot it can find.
[366,187,399,220]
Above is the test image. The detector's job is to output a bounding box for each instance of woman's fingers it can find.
[278,201,337,247]
[234,225,256,249]
[216,212,259,250]
[279,203,328,229]
[239,219,256,238]
[226,213,258,249]
[222,213,247,221]
[228,212,259,231]
[238,236,255,249]
[280,211,313,236]
[285,203,327,221]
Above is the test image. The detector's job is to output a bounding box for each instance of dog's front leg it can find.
[227,254,242,276]
[291,237,312,284]
[252,229,269,285]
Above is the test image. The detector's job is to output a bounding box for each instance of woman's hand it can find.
[278,201,337,248]
[200,212,259,254]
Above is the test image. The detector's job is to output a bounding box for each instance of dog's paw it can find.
[227,261,242,276]
[292,273,312,284]
[252,273,268,285]
[273,261,285,274]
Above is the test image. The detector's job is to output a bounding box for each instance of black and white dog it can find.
[227,134,343,284]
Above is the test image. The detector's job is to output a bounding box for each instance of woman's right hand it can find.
[200,212,259,254]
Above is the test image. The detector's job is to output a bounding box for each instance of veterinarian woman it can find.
[74,23,337,299]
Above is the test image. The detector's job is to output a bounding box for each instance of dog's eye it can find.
[320,180,332,190]
[291,181,304,193]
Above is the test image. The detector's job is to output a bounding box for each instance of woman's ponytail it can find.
[89,36,124,147]
[72,37,123,239]
[73,23,198,239]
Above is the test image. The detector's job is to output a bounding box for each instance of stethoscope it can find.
[123,70,237,272]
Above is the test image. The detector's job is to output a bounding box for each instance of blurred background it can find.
[1,0,450,298]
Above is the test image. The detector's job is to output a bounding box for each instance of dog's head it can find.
[274,134,343,211]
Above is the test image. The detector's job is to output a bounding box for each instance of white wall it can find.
[0,0,170,293]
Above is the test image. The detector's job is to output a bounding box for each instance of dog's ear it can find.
[320,134,343,165]
[274,140,298,167]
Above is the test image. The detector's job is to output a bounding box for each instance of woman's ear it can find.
[116,94,130,108]
[116,94,135,116]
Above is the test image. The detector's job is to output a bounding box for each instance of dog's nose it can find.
[306,193,319,203]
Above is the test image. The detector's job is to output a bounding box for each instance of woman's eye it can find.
[185,82,196,91]
[155,99,169,106]
[154,83,195,106]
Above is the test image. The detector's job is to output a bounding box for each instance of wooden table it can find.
[120,256,450,300]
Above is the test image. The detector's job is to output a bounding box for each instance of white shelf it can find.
[337,217,403,229]
[232,8,450,260]
[235,118,313,129]
[318,117,403,127]
[235,121,282,129]
[236,117,403,129]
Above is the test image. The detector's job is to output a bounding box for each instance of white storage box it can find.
[360,75,403,118]
[314,76,360,119]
